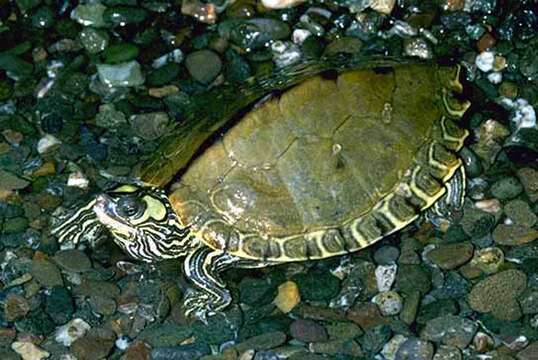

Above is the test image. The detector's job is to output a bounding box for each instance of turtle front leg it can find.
[182,245,237,321]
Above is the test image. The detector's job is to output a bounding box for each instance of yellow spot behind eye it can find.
[143,195,167,222]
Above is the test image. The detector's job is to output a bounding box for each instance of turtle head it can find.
[53,184,195,262]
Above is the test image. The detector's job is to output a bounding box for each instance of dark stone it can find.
[292,270,340,302]
[151,343,210,360]
[46,287,74,324]
[14,310,55,336]
[137,323,192,347]
[290,319,328,343]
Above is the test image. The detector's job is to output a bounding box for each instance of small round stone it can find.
[425,242,474,270]
[374,246,400,265]
[185,50,222,84]
[372,291,403,316]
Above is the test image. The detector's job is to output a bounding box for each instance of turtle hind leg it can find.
[425,165,466,228]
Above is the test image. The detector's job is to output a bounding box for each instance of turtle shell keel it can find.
[169,63,470,262]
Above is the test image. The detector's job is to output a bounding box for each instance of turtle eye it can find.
[117,196,146,218]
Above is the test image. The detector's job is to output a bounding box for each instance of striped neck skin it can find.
[92,185,198,262]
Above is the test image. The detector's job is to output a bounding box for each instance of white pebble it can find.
[375,264,397,292]
[262,0,305,9]
[67,171,89,189]
[37,134,61,154]
[372,291,403,316]
[512,98,536,130]
[292,29,311,45]
[487,71,502,84]
[55,318,91,346]
[475,199,502,214]
[475,51,495,72]
[381,335,408,360]
[115,336,130,350]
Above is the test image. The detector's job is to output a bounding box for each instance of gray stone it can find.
[420,315,477,349]
[433,345,461,360]
[31,259,63,287]
[54,249,92,272]
[493,224,538,246]
[138,323,192,347]
[504,200,537,227]
[290,319,328,343]
[232,331,287,353]
[129,112,169,140]
[490,176,523,200]
[396,338,434,360]
[425,242,474,270]
[185,50,222,84]
[0,169,29,191]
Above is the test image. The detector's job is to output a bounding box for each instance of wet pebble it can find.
[293,270,340,302]
[79,28,109,54]
[475,51,495,72]
[30,259,63,287]
[151,343,210,360]
[290,319,328,343]
[46,286,74,324]
[11,341,50,360]
[421,315,477,349]
[185,50,222,84]
[395,338,434,360]
[425,242,474,270]
[138,323,192,347]
[490,176,524,200]
[55,318,91,346]
[469,247,504,274]
[129,112,169,140]
[309,338,363,357]
[468,269,527,321]
[96,61,145,87]
[504,199,537,227]
[71,328,116,360]
[432,345,461,360]
[493,224,538,246]
[372,291,403,316]
[53,249,92,272]
[261,0,305,9]
[374,246,400,265]
[375,264,397,292]
[273,280,300,313]
[4,293,30,322]
[233,331,287,353]
[517,168,538,202]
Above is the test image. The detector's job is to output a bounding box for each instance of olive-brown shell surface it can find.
[170,64,468,261]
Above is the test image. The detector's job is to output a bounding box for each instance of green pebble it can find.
[138,323,192,347]
[416,299,458,325]
[103,43,139,64]
[185,50,222,84]
[490,176,523,200]
[15,310,55,336]
[147,62,180,86]
[45,286,74,324]
[292,270,340,302]
[325,321,363,339]
[0,53,33,78]
[239,276,278,305]
[0,80,13,101]
[15,0,41,13]
[31,6,55,28]
[2,216,29,234]
[395,264,431,296]
[104,6,148,27]
[504,199,537,227]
